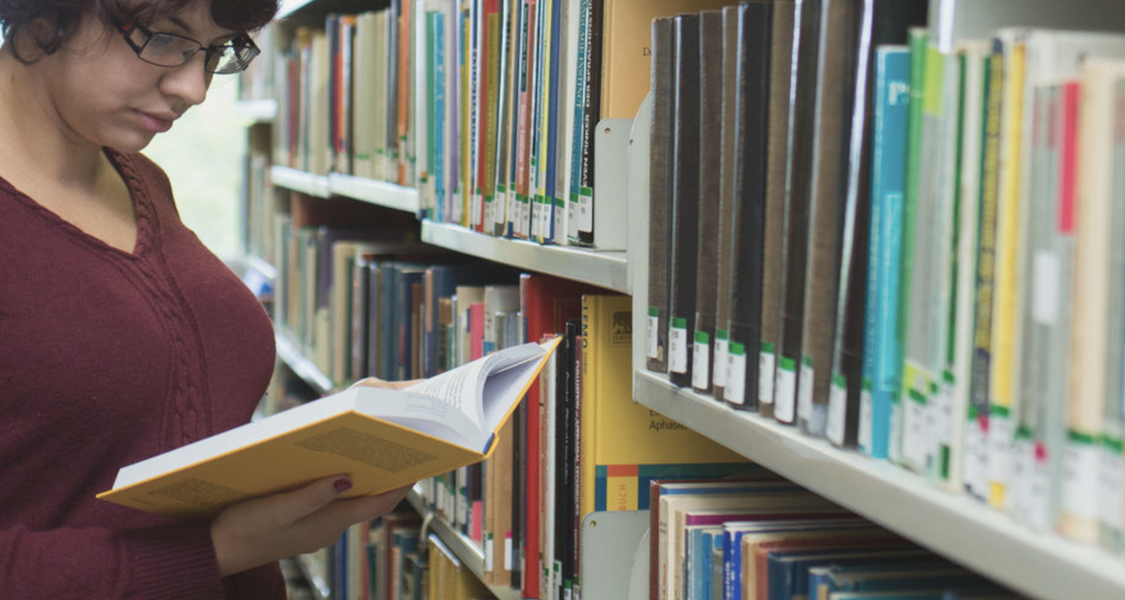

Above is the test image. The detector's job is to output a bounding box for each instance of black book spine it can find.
[775,0,822,424]
[667,13,702,389]
[726,1,774,411]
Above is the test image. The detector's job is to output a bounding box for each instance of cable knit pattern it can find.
[0,150,283,599]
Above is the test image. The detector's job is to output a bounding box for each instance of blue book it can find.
[567,0,590,243]
[710,531,726,600]
[808,562,986,598]
[542,0,563,244]
[433,11,446,221]
[720,518,871,600]
[829,592,946,600]
[687,526,724,600]
[862,45,912,459]
[766,547,932,600]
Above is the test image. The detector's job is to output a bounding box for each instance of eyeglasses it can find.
[115,21,260,75]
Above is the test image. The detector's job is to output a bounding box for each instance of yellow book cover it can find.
[578,294,746,520]
[598,0,739,120]
[988,31,1025,509]
[98,339,561,520]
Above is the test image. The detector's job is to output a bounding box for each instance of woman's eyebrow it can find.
[162,14,239,42]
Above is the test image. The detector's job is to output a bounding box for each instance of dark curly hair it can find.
[0,0,279,62]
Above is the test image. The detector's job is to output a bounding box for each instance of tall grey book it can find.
[757,0,797,419]
[646,17,676,374]
[797,0,860,438]
[691,10,727,395]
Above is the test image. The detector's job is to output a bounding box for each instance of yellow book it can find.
[598,0,739,120]
[578,294,746,521]
[98,338,562,519]
[988,31,1025,509]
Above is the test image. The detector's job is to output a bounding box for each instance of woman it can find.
[0,1,411,597]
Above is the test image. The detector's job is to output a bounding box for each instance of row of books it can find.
[263,193,750,599]
[263,0,734,250]
[648,479,1026,600]
[643,0,1125,560]
[295,507,496,600]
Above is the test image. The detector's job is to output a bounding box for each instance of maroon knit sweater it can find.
[0,151,287,599]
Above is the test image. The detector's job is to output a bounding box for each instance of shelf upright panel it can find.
[270,165,331,198]
[420,221,630,293]
[406,489,523,600]
[327,173,421,214]
[274,332,334,395]
[632,369,1125,600]
[235,99,279,123]
[294,555,331,600]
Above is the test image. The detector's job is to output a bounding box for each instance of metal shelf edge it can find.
[327,173,420,213]
[632,369,1125,600]
[420,220,629,294]
[274,331,334,394]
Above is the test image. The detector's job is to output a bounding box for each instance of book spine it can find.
[757,1,797,418]
[667,13,702,389]
[647,17,675,375]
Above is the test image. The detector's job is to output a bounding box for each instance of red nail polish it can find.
[334,478,352,494]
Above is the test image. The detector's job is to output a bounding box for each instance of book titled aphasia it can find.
[98,338,562,519]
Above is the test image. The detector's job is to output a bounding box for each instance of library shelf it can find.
[420,220,630,294]
[405,488,523,600]
[274,331,334,395]
[632,368,1125,600]
[326,172,420,214]
[271,165,330,198]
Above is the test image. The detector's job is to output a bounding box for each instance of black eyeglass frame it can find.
[114,20,260,75]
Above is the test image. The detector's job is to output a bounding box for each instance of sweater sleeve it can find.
[0,522,225,600]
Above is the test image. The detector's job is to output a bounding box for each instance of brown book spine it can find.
[798,0,859,437]
[692,10,726,396]
[758,0,797,419]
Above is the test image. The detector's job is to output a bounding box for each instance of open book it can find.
[97,338,561,519]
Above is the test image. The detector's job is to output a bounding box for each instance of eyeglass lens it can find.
[142,33,252,73]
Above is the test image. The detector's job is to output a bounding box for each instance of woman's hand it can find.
[210,477,412,577]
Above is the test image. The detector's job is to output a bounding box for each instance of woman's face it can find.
[35,2,234,152]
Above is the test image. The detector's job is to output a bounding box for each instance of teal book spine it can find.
[863,45,911,459]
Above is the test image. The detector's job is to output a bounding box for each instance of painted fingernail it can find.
[334,478,353,494]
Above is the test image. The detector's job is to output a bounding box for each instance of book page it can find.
[405,341,545,429]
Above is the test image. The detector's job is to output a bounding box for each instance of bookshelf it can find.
[634,370,1125,600]
[237,0,1125,599]
[405,489,523,600]
[275,331,334,395]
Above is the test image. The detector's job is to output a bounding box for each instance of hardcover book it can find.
[99,339,562,519]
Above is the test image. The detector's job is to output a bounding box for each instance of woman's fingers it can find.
[211,479,414,577]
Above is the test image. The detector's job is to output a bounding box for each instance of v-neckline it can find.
[0,149,151,260]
